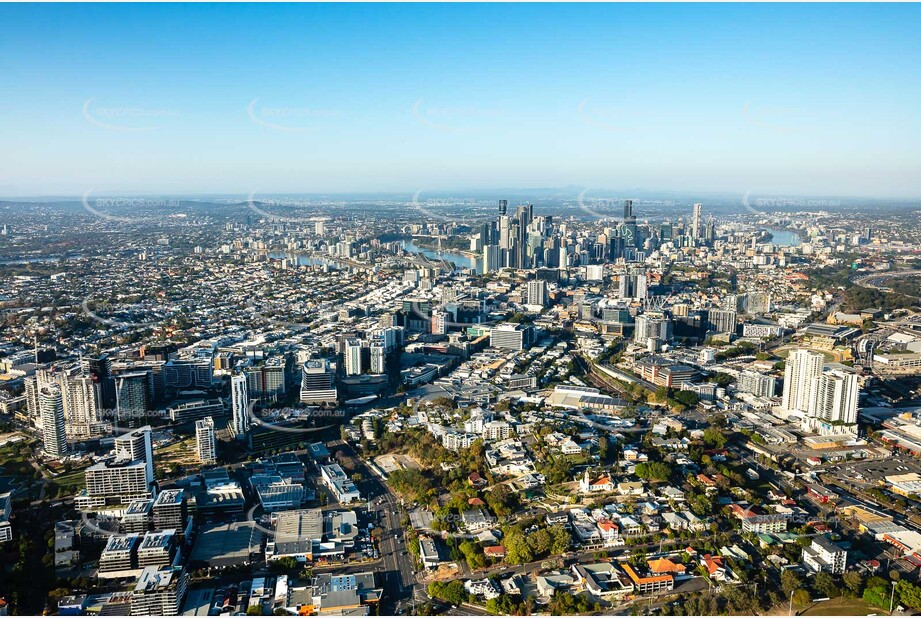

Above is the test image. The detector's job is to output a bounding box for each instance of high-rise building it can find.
[498,199,507,216]
[230,374,250,439]
[490,323,534,351]
[115,426,155,487]
[431,311,450,335]
[152,489,187,531]
[782,349,825,414]
[525,280,548,308]
[244,358,286,402]
[803,370,860,436]
[344,339,364,376]
[315,220,325,236]
[737,371,777,398]
[482,244,502,274]
[623,200,637,246]
[369,342,386,375]
[692,203,702,239]
[82,353,116,410]
[78,459,153,510]
[707,309,738,334]
[634,313,673,346]
[39,384,67,457]
[619,271,648,300]
[743,292,772,315]
[300,360,338,405]
[195,417,216,464]
[60,372,98,439]
[115,372,152,427]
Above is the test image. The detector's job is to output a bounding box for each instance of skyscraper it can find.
[498,199,507,216]
[60,372,98,439]
[82,353,116,410]
[692,203,702,239]
[803,369,860,436]
[40,383,67,457]
[623,199,637,247]
[782,349,825,414]
[230,374,250,438]
[195,417,216,464]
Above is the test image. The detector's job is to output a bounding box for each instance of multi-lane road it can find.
[331,440,420,614]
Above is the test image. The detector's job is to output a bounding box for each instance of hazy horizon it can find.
[2,3,920,198]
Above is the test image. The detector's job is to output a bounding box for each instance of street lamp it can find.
[788,589,795,616]
[890,580,898,615]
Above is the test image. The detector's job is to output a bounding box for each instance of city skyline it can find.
[1,3,920,198]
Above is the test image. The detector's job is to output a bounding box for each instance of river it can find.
[401,240,482,273]
[763,228,802,247]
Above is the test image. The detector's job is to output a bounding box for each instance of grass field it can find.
[799,597,877,616]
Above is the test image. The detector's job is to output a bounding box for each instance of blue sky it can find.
[1,3,919,198]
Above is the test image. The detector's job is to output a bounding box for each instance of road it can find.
[332,440,419,615]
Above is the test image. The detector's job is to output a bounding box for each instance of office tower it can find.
[634,313,673,346]
[490,323,534,351]
[516,204,533,269]
[482,244,502,274]
[369,342,386,375]
[195,417,216,464]
[83,353,116,410]
[619,271,648,300]
[115,372,152,426]
[782,349,825,413]
[803,369,859,436]
[692,203,702,239]
[115,426,155,487]
[40,384,67,457]
[315,220,325,235]
[300,359,338,405]
[623,199,634,222]
[707,309,737,334]
[344,338,364,376]
[230,374,250,438]
[525,280,548,308]
[622,199,637,246]
[498,199,507,216]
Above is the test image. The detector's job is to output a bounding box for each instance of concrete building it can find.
[195,417,217,464]
[802,536,847,574]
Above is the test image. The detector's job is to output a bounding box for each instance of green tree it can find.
[842,571,864,597]
[813,571,839,598]
[781,569,803,596]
